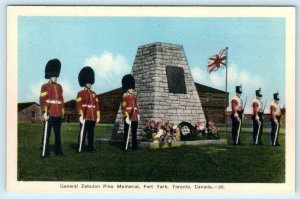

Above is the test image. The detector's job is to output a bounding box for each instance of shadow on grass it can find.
[69,143,78,152]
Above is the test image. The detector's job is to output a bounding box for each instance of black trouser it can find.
[252,114,263,145]
[231,112,242,145]
[123,121,138,149]
[77,120,96,152]
[41,116,63,156]
[270,116,281,146]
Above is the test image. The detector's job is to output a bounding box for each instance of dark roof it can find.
[98,87,123,96]
[97,83,227,96]
[64,99,76,108]
[64,83,227,106]
[195,82,228,94]
[64,88,123,108]
[18,102,40,112]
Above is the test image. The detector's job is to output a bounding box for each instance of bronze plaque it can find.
[166,66,187,94]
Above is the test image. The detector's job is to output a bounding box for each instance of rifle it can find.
[125,99,135,151]
[42,105,50,157]
[242,96,248,113]
[273,123,279,146]
[42,118,48,157]
[273,101,280,146]
[78,120,86,152]
[41,84,54,157]
[255,99,267,145]
[78,89,91,152]
[125,123,131,151]
[236,96,247,145]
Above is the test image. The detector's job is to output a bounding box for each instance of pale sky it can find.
[18,17,285,113]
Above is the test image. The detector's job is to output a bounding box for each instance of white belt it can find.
[46,100,62,104]
[82,104,96,108]
[126,107,138,110]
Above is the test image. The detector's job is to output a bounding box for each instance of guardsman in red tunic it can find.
[121,74,140,150]
[76,66,100,152]
[40,59,64,157]
[270,92,281,146]
[230,85,243,145]
[251,88,264,145]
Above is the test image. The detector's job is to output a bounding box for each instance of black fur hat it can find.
[273,92,280,100]
[78,66,95,87]
[122,74,135,92]
[256,88,262,97]
[236,85,242,94]
[44,59,61,79]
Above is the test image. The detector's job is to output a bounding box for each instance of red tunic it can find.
[252,100,262,116]
[76,89,100,121]
[231,97,242,113]
[231,95,243,119]
[269,102,281,121]
[40,82,64,117]
[121,93,139,121]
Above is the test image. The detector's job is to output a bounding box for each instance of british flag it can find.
[207,47,228,73]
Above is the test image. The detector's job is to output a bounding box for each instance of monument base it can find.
[139,139,227,149]
[96,138,227,149]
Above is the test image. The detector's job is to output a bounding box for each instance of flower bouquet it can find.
[144,118,177,143]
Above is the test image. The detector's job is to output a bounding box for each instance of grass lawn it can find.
[18,122,285,182]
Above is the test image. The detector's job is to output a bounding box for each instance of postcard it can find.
[7,6,295,193]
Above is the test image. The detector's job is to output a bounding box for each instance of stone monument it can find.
[110,42,206,141]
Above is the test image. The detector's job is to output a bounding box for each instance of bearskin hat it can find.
[256,88,262,97]
[122,74,135,92]
[44,59,61,79]
[273,92,280,100]
[236,85,242,94]
[78,66,95,87]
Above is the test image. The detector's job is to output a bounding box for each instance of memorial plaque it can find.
[166,66,187,94]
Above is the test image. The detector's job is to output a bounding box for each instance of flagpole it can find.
[225,47,228,140]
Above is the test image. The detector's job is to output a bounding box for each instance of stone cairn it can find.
[110,42,206,142]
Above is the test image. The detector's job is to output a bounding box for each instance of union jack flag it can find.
[207,47,228,73]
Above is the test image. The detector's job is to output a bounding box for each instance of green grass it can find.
[18,123,285,182]
[216,121,285,144]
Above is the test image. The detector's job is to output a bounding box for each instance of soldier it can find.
[230,85,244,145]
[270,92,281,146]
[76,66,100,153]
[121,74,140,150]
[251,88,264,145]
[40,59,64,157]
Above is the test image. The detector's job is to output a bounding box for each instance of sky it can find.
[18,16,285,113]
